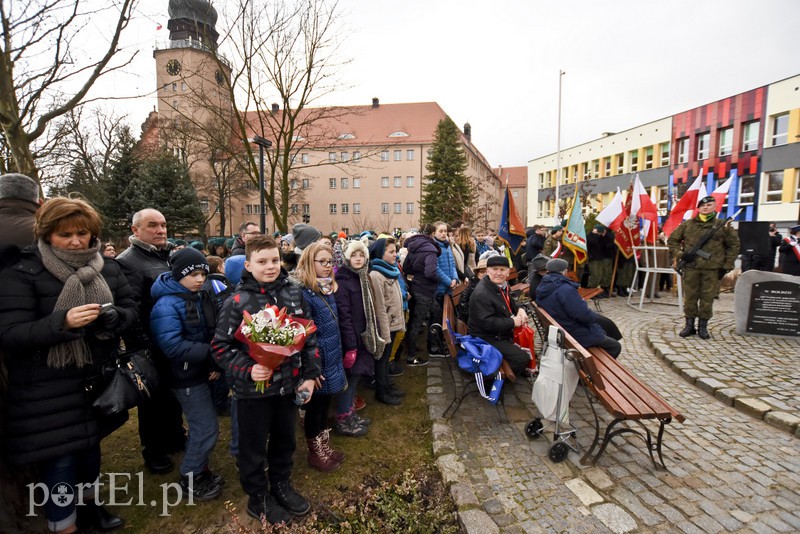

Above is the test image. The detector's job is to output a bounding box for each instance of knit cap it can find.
[291,223,322,251]
[170,248,209,280]
[546,258,569,273]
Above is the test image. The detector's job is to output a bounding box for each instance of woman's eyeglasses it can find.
[314,260,333,266]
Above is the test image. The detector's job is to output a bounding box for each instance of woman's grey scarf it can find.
[346,261,386,359]
[38,239,113,368]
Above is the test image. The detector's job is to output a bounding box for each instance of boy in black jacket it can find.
[211,235,320,525]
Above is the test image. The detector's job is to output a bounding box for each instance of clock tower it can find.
[152,0,232,123]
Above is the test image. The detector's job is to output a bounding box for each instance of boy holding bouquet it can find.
[212,235,320,525]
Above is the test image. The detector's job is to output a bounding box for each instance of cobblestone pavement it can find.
[428,292,800,533]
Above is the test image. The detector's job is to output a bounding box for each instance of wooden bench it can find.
[530,302,684,470]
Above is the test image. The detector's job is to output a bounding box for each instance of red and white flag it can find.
[631,175,659,244]
[663,173,704,237]
[595,187,626,231]
[711,177,733,213]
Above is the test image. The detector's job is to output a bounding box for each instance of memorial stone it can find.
[735,270,800,338]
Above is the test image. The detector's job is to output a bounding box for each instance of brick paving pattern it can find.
[429,291,800,533]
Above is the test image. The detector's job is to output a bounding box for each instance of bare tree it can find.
[0,0,137,186]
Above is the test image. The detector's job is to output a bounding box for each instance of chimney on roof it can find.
[372,97,379,108]
[271,103,279,114]
[464,122,472,141]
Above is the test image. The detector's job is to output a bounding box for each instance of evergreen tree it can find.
[99,127,139,241]
[420,116,473,224]
[125,150,204,237]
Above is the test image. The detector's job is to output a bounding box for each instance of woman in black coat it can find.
[0,198,137,534]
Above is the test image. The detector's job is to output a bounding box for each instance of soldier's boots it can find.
[697,319,710,340]
[679,317,696,338]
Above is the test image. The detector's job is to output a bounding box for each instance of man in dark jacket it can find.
[0,173,41,268]
[586,224,616,297]
[525,225,546,263]
[402,231,442,367]
[467,255,531,376]
[230,221,261,256]
[116,208,186,474]
[535,258,621,358]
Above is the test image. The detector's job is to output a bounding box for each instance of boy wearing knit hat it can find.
[150,247,224,502]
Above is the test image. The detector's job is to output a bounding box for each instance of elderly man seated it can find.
[535,258,622,358]
[467,255,531,376]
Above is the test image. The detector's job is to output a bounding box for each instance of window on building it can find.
[406,202,414,214]
[393,150,402,161]
[407,176,414,187]
[301,178,309,189]
[571,165,578,183]
[353,203,361,214]
[353,177,361,188]
[341,177,348,189]
[629,150,638,172]
[538,173,545,188]
[580,163,589,180]
[381,177,389,188]
[329,203,337,214]
[290,154,297,165]
[353,151,361,161]
[172,83,177,91]
[697,132,710,160]
[393,202,402,214]
[592,160,599,179]
[677,137,689,164]
[718,127,733,156]
[171,99,178,110]
[742,121,759,152]
[771,113,789,146]
[381,203,389,214]
[290,204,298,215]
[406,149,415,161]
[764,172,783,202]
[660,143,670,166]
[604,158,611,176]
[302,204,310,215]
[616,154,624,174]
[181,82,186,91]
[199,197,209,213]
[290,179,298,189]
[329,152,337,162]
[341,203,349,214]
[658,187,668,212]
[394,176,402,187]
[329,178,336,189]
[341,151,349,162]
[645,146,654,169]
[245,204,261,215]
[380,150,389,161]
[795,171,800,202]
[301,153,309,164]
[739,174,755,205]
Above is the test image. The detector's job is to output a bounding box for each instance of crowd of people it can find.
[1,171,799,531]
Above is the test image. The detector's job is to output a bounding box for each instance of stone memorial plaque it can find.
[745,281,800,336]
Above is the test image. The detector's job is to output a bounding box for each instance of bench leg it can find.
[587,418,670,471]
[652,418,671,470]
[579,386,603,466]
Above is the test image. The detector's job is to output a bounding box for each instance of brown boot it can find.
[320,428,345,464]
[307,433,341,472]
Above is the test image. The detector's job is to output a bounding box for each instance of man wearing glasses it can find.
[231,221,262,256]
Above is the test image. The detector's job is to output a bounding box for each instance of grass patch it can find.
[96,364,460,532]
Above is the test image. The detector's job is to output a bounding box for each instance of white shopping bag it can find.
[532,326,579,423]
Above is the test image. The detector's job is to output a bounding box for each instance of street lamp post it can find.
[250,135,272,233]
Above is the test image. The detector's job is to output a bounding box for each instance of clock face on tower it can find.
[166,59,181,76]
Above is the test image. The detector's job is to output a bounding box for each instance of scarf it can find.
[698,212,716,223]
[38,239,113,368]
[369,259,400,280]
[317,277,334,295]
[784,235,800,262]
[346,262,386,358]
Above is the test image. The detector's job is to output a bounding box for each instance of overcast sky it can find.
[96,0,800,168]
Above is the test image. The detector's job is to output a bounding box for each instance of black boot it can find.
[77,502,124,531]
[270,479,311,516]
[697,319,710,339]
[679,317,696,338]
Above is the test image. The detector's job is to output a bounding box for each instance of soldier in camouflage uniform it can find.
[667,196,739,339]
[543,226,575,268]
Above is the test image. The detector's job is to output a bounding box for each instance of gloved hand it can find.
[343,350,357,369]
[718,269,727,280]
[93,305,121,339]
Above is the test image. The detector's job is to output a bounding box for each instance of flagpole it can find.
[554,69,565,223]
[610,248,620,297]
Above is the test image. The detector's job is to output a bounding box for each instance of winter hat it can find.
[475,258,489,271]
[337,231,347,239]
[292,223,322,251]
[546,258,569,273]
[0,173,39,203]
[551,225,563,233]
[173,239,187,247]
[487,255,510,268]
[369,238,388,261]
[531,253,550,272]
[343,239,369,261]
[190,240,205,251]
[170,247,209,280]
[697,195,715,207]
[790,224,800,234]
[280,234,294,246]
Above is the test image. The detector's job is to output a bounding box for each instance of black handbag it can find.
[92,349,159,416]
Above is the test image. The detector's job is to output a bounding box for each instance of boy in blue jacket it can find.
[150,248,224,502]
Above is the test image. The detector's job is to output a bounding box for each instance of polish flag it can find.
[711,176,733,213]
[631,175,659,243]
[689,181,709,218]
[156,22,163,31]
[595,187,626,231]
[663,173,703,237]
